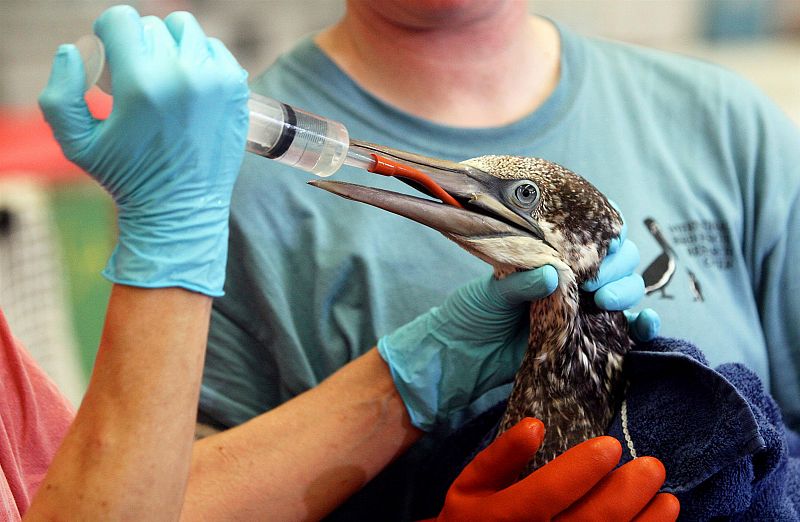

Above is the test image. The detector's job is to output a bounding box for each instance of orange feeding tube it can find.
[368,154,464,209]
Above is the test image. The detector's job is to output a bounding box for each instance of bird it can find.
[642,217,676,298]
[687,268,704,302]
[310,144,633,476]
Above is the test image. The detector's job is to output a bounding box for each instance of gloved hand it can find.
[38,5,249,296]
[428,418,680,522]
[583,232,660,342]
[583,202,660,341]
[378,232,658,430]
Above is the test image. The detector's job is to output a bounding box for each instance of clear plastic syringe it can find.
[245,93,376,176]
[75,34,377,177]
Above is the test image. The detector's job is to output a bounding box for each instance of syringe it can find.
[245,93,376,176]
[76,34,373,177]
[74,35,463,205]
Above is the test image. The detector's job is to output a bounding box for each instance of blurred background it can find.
[1,0,799,404]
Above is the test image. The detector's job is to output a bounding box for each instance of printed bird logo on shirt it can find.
[642,217,704,302]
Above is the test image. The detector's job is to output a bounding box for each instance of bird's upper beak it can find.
[308,140,545,240]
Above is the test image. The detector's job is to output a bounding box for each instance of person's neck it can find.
[315,5,560,128]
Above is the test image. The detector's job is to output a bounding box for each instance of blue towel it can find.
[416,337,800,520]
[607,337,800,520]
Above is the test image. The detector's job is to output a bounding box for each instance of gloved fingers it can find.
[141,15,178,61]
[206,37,249,82]
[93,5,146,84]
[453,418,545,493]
[593,273,645,311]
[631,493,680,522]
[625,308,661,342]
[554,456,667,522]
[506,436,621,518]
[490,266,558,306]
[583,238,640,293]
[164,11,211,63]
[38,44,99,160]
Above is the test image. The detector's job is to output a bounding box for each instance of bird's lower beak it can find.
[309,140,532,239]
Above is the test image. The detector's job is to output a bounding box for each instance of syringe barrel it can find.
[246,94,349,177]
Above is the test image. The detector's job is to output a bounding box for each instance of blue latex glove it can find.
[379,232,660,431]
[378,267,559,431]
[38,6,249,296]
[583,206,661,341]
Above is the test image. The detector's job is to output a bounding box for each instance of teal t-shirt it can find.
[200,21,800,515]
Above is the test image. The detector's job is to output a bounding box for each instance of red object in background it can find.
[0,89,112,183]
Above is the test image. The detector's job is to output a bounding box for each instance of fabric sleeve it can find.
[735,82,800,431]
[199,154,329,428]
[756,192,800,431]
[199,201,286,428]
[0,309,74,517]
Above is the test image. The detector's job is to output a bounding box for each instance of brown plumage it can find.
[459,156,631,474]
[311,147,633,476]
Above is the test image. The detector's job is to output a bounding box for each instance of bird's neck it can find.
[650,228,674,253]
[498,277,632,472]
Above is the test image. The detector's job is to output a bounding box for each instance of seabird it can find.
[311,142,633,475]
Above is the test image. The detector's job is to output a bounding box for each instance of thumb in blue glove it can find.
[38,6,249,296]
[582,204,660,341]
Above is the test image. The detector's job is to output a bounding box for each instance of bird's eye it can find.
[513,182,539,208]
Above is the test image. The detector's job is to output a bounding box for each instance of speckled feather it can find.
[459,156,633,475]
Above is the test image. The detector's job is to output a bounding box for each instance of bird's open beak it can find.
[308,140,543,240]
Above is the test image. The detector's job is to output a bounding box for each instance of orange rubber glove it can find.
[426,418,680,522]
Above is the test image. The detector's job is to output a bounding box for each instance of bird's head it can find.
[310,144,622,284]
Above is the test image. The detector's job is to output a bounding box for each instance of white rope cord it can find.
[620,380,638,459]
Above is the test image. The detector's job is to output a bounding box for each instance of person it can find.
[0,5,679,521]
[197,0,800,519]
